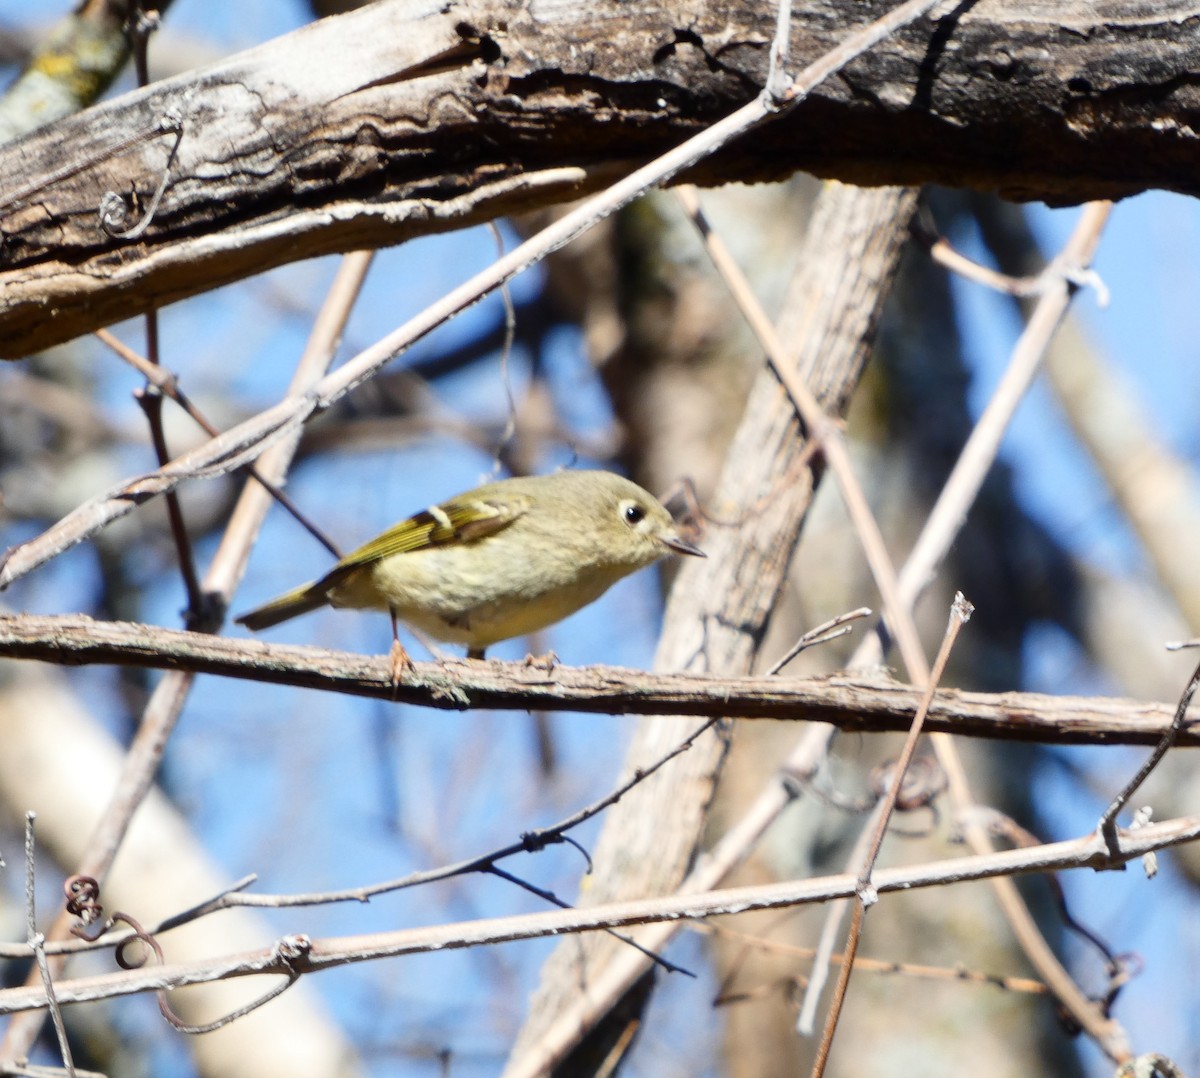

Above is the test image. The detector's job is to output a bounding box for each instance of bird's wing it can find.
[327,492,532,575]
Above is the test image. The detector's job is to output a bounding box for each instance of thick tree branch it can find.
[0,613,1193,746]
[2,0,1198,356]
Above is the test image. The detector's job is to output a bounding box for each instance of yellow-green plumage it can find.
[235,470,702,655]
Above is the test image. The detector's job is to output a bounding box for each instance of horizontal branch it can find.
[1,812,1195,1015]
[2,0,1198,355]
[0,614,1194,746]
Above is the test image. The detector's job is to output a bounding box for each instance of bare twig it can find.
[24,814,75,1078]
[983,812,1131,1008]
[1099,649,1200,855]
[125,9,204,624]
[861,599,971,889]
[0,613,1192,746]
[910,208,1111,305]
[95,329,340,558]
[136,302,204,622]
[484,864,693,977]
[765,607,873,676]
[486,221,521,472]
[811,595,971,1074]
[147,720,720,921]
[0,813,1194,1020]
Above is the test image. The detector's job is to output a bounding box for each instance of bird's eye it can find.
[623,503,646,526]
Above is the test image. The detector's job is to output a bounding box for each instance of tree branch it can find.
[1,812,1196,1016]
[0,613,1192,746]
[2,0,1197,355]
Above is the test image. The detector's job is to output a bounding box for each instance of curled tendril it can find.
[97,109,184,241]
[64,874,111,941]
[63,874,102,920]
[60,877,306,1034]
[780,765,876,814]
[97,190,134,233]
[110,912,163,970]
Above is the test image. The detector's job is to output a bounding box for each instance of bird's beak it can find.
[663,533,706,557]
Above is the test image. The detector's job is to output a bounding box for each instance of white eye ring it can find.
[622,501,647,527]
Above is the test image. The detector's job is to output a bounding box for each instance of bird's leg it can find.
[389,607,413,687]
[466,647,487,661]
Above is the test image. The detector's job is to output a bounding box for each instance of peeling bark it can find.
[1,0,1198,356]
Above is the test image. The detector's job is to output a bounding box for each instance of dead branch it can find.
[0,613,1194,746]
[1,0,1197,355]
[0,812,1194,1019]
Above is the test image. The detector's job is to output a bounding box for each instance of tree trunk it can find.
[506,181,919,1076]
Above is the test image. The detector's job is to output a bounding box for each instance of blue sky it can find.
[2,3,1199,1075]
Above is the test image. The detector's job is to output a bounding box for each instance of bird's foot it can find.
[389,639,414,692]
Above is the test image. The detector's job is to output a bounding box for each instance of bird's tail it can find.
[235,583,327,631]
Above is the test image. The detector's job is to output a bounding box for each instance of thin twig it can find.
[486,221,520,472]
[484,865,693,977]
[860,598,971,888]
[911,211,1047,298]
[95,329,340,558]
[126,6,204,622]
[1099,650,1200,855]
[24,814,75,1078]
[984,812,1130,1004]
[765,607,873,676]
[811,595,971,1074]
[0,813,1194,1019]
[149,719,719,920]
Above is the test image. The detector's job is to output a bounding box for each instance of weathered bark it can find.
[1,0,1198,356]
[2,611,1194,744]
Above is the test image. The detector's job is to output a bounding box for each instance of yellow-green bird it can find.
[236,469,704,660]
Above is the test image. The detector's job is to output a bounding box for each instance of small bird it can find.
[235,469,704,662]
